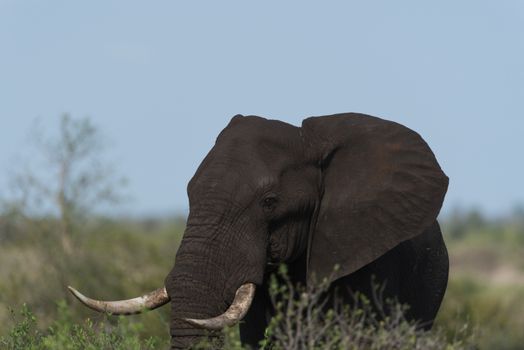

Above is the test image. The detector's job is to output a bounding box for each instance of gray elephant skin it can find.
[69,113,449,349]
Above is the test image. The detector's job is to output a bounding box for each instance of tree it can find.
[8,114,127,254]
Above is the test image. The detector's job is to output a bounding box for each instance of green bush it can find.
[193,266,476,350]
[0,302,168,350]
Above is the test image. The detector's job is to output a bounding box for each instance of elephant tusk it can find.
[67,286,170,315]
[182,283,256,330]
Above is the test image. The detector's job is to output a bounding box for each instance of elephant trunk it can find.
[165,220,266,349]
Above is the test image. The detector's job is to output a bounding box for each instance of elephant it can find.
[68,113,449,349]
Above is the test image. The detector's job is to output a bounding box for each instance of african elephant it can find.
[69,113,449,349]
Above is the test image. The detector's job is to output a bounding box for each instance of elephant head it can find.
[69,113,448,348]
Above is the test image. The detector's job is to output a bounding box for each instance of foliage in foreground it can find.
[2,267,477,350]
[193,266,476,350]
[0,302,167,350]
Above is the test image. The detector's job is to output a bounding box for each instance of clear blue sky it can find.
[1,1,523,217]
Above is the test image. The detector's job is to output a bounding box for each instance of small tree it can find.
[8,114,126,254]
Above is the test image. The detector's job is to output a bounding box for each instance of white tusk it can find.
[67,286,170,315]
[182,283,256,330]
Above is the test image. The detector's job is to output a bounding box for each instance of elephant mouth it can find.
[268,236,287,264]
[268,222,299,264]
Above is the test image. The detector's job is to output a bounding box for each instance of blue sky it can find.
[1,1,523,216]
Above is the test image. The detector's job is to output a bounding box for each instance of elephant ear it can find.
[301,113,448,285]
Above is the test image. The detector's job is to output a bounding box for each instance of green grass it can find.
[0,213,179,340]
[436,209,524,350]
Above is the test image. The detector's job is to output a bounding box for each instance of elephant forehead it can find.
[210,139,301,178]
[188,154,274,196]
[217,115,301,149]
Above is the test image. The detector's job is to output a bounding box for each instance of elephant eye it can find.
[262,196,277,211]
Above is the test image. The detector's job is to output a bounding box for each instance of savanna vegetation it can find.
[1,116,522,349]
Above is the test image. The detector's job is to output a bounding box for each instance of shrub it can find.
[0,302,168,350]
[194,266,477,350]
